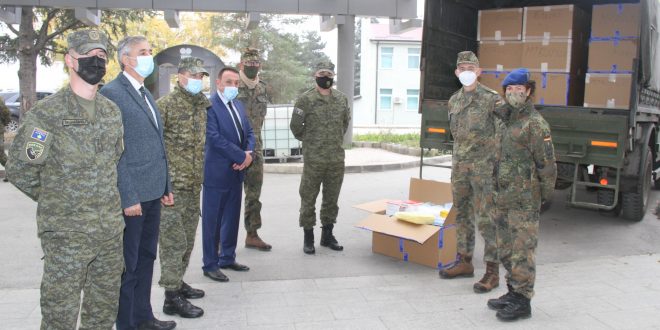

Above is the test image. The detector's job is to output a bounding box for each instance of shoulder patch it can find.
[25,142,45,161]
[30,128,49,142]
[293,107,304,116]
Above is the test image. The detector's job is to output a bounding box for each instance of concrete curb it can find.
[264,154,451,174]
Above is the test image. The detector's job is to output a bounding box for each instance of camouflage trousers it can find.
[158,188,201,291]
[39,231,123,330]
[451,161,498,263]
[243,151,263,232]
[299,160,345,229]
[0,133,6,166]
[494,208,539,299]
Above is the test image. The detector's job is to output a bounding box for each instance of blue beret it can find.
[502,68,530,86]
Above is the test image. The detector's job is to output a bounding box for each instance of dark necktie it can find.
[139,86,158,127]
[227,101,245,144]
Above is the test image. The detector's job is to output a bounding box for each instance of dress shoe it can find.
[137,318,176,330]
[245,231,272,251]
[303,228,315,254]
[220,262,250,271]
[439,254,474,279]
[203,269,229,282]
[179,281,204,299]
[320,224,343,251]
[163,290,204,318]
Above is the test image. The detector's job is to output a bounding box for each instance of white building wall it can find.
[353,20,422,129]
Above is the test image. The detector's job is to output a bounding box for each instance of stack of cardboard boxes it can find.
[478,5,590,106]
[584,3,640,109]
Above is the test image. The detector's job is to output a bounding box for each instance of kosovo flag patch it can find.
[31,128,49,142]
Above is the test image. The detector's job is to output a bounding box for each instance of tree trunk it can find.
[18,7,37,118]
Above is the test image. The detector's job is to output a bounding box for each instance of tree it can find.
[0,7,152,116]
[207,14,331,103]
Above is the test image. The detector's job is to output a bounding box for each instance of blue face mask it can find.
[223,86,238,101]
[185,78,203,95]
[132,55,154,78]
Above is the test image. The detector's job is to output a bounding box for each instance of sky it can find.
[0,0,425,91]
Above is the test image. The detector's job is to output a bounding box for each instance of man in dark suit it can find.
[100,35,176,330]
[202,67,255,282]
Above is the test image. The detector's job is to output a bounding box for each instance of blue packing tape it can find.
[403,252,409,262]
[540,97,545,105]
[542,72,548,88]
[618,3,623,15]
[438,226,444,248]
[611,64,618,72]
[399,238,404,252]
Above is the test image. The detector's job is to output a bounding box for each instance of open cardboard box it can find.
[354,178,458,269]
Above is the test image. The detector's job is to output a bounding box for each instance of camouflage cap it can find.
[315,60,335,74]
[178,56,209,76]
[241,48,261,62]
[67,29,108,54]
[456,51,479,67]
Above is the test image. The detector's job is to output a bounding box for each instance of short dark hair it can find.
[502,80,536,97]
[218,67,239,79]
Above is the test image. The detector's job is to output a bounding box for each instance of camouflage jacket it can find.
[494,100,557,210]
[0,96,10,134]
[157,85,210,192]
[6,86,125,240]
[448,83,500,172]
[238,80,270,151]
[290,88,351,163]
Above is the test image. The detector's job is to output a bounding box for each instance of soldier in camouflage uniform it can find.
[439,51,501,294]
[156,56,209,319]
[238,48,273,251]
[0,96,10,176]
[290,60,350,255]
[5,30,125,330]
[486,68,557,321]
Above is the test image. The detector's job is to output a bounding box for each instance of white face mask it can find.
[458,70,477,86]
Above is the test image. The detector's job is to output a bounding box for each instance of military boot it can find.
[487,285,516,310]
[303,228,315,254]
[179,281,204,299]
[163,290,204,318]
[246,231,272,251]
[496,292,532,321]
[439,254,474,278]
[320,224,344,251]
[473,262,500,293]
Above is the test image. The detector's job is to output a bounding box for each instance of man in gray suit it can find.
[100,35,176,330]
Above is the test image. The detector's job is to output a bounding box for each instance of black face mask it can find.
[76,56,106,85]
[315,76,333,89]
[244,66,259,79]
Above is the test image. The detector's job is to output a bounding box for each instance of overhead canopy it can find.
[0,0,418,19]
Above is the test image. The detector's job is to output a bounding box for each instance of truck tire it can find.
[621,148,652,222]
[597,188,621,216]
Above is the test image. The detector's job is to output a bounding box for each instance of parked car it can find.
[1,90,54,133]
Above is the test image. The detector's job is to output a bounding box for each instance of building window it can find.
[379,88,393,110]
[408,48,420,69]
[407,89,419,110]
[380,47,393,69]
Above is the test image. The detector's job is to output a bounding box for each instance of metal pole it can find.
[337,14,355,146]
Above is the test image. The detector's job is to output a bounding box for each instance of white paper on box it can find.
[495,30,501,40]
[498,41,505,46]
[608,74,617,83]
[497,64,504,71]
[541,62,548,72]
[607,98,616,108]
[585,74,591,83]
[544,6,550,11]
[543,32,550,40]
[542,39,549,46]
[584,102,590,107]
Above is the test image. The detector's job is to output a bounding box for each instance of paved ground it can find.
[1,149,659,329]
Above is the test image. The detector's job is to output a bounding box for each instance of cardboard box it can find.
[523,5,588,40]
[591,3,641,39]
[481,71,583,106]
[478,41,523,71]
[522,39,577,73]
[588,39,637,73]
[354,178,458,269]
[478,8,523,41]
[584,73,632,109]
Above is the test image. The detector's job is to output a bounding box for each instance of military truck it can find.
[419,0,660,221]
